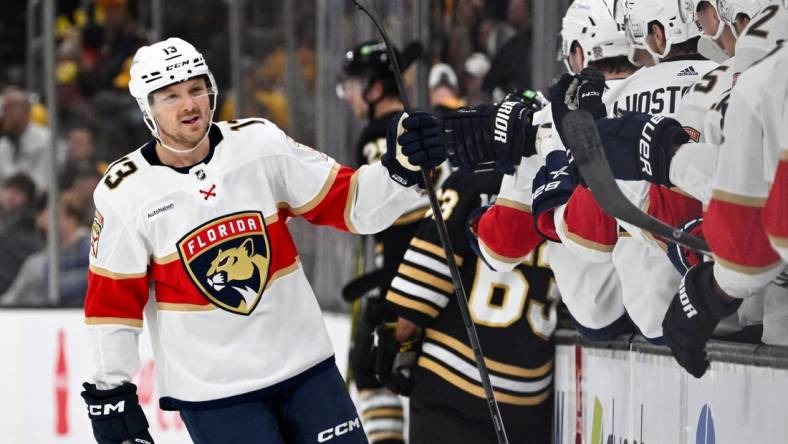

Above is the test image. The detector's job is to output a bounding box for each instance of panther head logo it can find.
[206,238,269,312]
[178,211,271,315]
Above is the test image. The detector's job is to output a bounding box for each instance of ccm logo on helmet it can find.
[317,417,362,442]
[166,60,190,71]
[88,400,126,416]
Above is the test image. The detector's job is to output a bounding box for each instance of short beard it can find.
[159,119,209,148]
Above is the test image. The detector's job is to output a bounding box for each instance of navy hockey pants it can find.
[179,363,368,444]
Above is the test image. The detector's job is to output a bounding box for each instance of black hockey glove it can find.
[383,111,446,188]
[442,101,536,174]
[596,112,689,186]
[575,67,607,120]
[662,262,742,378]
[551,69,607,147]
[371,323,420,396]
[531,150,578,242]
[666,218,707,276]
[81,382,154,444]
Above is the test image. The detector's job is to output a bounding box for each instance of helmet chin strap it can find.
[157,128,210,155]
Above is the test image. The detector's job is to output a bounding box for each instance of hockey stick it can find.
[562,110,711,254]
[352,2,509,443]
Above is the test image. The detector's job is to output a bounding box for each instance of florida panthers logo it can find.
[177,211,271,315]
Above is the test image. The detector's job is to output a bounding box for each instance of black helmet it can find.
[340,40,423,102]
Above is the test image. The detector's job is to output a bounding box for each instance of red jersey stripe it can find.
[705,198,780,269]
[563,187,618,248]
[478,204,542,261]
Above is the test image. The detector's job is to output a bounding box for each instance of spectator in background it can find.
[445,0,483,76]
[0,173,42,295]
[0,192,90,307]
[60,126,101,189]
[0,87,54,190]
[483,0,532,99]
[463,52,491,106]
[428,63,464,114]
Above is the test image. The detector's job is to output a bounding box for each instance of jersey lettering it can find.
[613,86,685,115]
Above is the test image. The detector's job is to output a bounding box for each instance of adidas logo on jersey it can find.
[677,66,699,77]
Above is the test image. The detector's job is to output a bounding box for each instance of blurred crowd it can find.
[0,0,533,307]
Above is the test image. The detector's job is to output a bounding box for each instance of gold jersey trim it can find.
[344,169,361,234]
[495,197,531,213]
[410,238,464,266]
[394,207,428,225]
[156,303,217,312]
[282,163,341,216]
[418,357,551,406]
[478,237,529,265]
[711,189,767,207]
[561,219,616,252]
[85,317,143,328]
[399,264,454,293]
[386,291,440,318]
[89,264,147,280]
[362,407,405,421]
[425,329,553,378]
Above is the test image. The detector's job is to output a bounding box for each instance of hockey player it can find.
[80,37,446,444]
[338,40,423,444]
[383,169,557,443]
[583,3,788,375]
[465,0,638,340]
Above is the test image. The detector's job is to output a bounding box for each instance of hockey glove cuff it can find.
[662,262,742,378]
[81,382,154,444]
[531,150,577,242]
[383,111,446,188]
[576,67,607,120]
[666,218,707,276]
[596,112,689,186]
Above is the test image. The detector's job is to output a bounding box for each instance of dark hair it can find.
[589,56,638,75]
[648,21,700,57]
[1,173,37,204]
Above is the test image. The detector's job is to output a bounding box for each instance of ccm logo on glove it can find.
[678,283,698,319]
[88,400,126,416]
[639,114,665,177]
[494,101,519,143]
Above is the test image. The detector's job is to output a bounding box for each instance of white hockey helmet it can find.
[717,0,775,36]
[624,0,701,59]
[687,0,727,40]
[128,37,218,140]
[560,0,630,72]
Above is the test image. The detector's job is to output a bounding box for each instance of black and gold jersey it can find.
[386,169,557,423]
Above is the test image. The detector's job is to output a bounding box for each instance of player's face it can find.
[696,2,737,55]
[340,77,368,119]
[150,78,212,147]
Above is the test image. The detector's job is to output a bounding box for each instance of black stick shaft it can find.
[352,2,509,443]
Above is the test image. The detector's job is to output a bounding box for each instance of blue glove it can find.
[81,382,154,444]
[531,150,578,242]
[383,111,446,187]
[666,218,706,275]
[662,262,742,378]
[596,112,689,186]
[576,67,607,120]
[442,102,536,174]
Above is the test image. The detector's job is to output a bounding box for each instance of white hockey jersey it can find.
[85,119,421,409]
[670,57,736,204]
[706,44,788,298]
